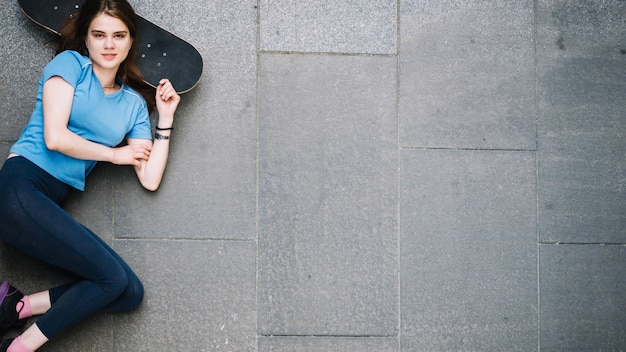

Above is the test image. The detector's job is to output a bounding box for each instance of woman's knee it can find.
[123,276,144,310]
[104,265,130,298]
[97,251,144,311]
[103,275,144,312]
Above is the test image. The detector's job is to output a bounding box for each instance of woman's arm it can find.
[131,79,180,191]
[43,76,151,165]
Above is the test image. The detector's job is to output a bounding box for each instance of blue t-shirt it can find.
[11,50,152,191]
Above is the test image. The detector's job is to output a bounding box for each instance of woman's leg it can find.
[0,158,143,347]
[15,252,142,352]
[4,227,143,337]
[47,227,144,313]
[16,324,48,351]
[14,236,143,323]
[12,291,51,321]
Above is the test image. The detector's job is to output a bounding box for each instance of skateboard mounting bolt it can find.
[157,63,161,66]
[53,6,58,10]
[162,52,167,57]
[74,4,79,9]
[147,43,152,48]
[141,54,146,58]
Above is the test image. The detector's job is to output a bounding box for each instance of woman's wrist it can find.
[156,116,174,128]
[154,131,170,140]
[155,117,174,140]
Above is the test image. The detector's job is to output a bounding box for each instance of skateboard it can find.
[18,0,203,94]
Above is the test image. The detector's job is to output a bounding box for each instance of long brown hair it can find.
[58,0,156,113]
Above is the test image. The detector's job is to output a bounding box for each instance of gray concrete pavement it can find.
[1,0,625,351]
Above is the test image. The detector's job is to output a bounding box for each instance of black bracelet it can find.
[155,125,174,131]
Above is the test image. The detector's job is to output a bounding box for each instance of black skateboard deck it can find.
[18,0,203,94]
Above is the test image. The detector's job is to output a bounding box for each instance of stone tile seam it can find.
[539,242,626,246]
[259,50,397,58]
[400,146,537,152]
[395,0,402,344]
[258,334,398,338]
[532,0,540,346]
[255,0,262,341]
[113,237,256,243]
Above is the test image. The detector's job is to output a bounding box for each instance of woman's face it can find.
[85,13,133,73]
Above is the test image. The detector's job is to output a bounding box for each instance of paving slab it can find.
[540,244,626,351]
[0,2,56,142]
[113,1,258,241]
[258,54,398,336]
[112,240,257,352]
[536,0,626,244]
[259,336,398,352]
[399,0,535,150]
[260,0,397,54]
[400,150,537,351]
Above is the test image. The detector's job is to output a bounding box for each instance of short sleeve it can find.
[126,104,152,140]
[41,51,86,89]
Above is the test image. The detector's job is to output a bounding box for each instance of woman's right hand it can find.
[112,143,151,166]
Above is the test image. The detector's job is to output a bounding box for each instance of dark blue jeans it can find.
[0,156,143,339]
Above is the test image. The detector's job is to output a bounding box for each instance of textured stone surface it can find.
[399,0,536,150]
[540,245,626,351]
[258,54,398,336]
[1,0,625,350]
[113,1,258,241]
[260,0,397,54]
[0,2,56,142]
[112,240,257,352]
[536,0,626,244]
[259,337,399,352]
[400,150,537,351]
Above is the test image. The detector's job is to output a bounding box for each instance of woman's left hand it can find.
[155,79,180,121]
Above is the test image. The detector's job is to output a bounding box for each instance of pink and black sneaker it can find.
[0,338,14,352]
[0,281,26,332]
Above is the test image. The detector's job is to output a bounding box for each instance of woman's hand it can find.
[130,79,179,191]
[112,143,151,166]
[155,79,180,124]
